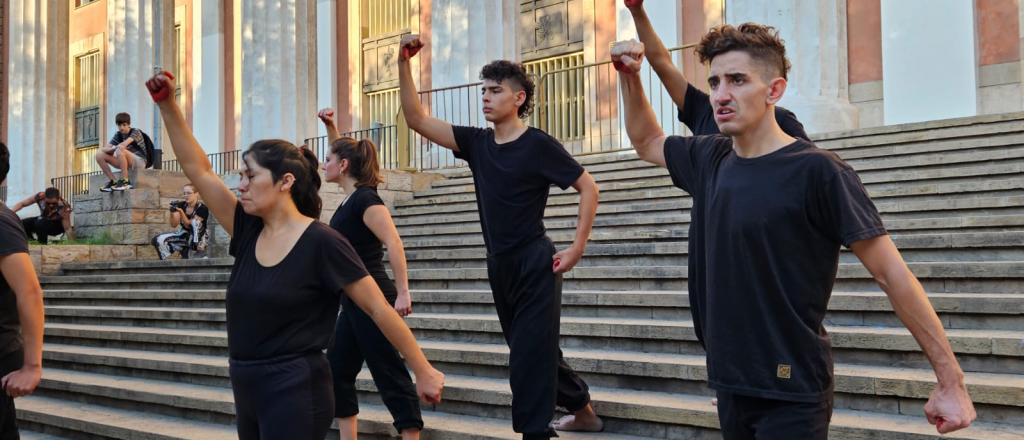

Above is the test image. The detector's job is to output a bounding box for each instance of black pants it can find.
[326,292,423,433]
[21,217,63,244]
[229,352,334,440]
[0,349,23,440]
[716,391,833,440]
[487,237,591,440]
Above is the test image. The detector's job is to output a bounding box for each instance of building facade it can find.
[2,0,1022,206]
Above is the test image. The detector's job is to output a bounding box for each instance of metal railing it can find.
[51,171,103,199]
[161,150,242,176]
[407,82,485,170]
[303,125,401,170]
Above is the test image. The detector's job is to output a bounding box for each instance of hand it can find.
[2,365,41,398]
[924,382,976,434]
[624,0,643,9]
[415,366,444,404]
[611,39,645,74]
[552,246,584,274]
[317,108,335,127]
[400,34,424,61]
[145,71,176,103]
[394,291,413,317]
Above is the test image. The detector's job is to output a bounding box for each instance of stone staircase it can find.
[16,113,1024,439]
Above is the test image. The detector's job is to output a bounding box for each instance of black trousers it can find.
[21,217,63,244]
[0,349,22,440]
[487,237,591,440]
[229,352,334,440]
[325,292,423,433]
[716,391,833,440]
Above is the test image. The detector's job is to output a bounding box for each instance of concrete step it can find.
[43,289,226,307]
[813,112,1024,152]
[43,323,227,356]
[38,273,230,290]
[16,395,237,440]
[44,306,226,330]
[59,258,233,276]
[18,431,74,440]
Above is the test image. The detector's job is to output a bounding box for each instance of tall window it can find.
[73,52,102,174]
[174,23,185,107]
[361,0,410,127]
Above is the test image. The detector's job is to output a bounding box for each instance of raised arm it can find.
[614,40,668,168]
[851,235,976,434]
[318,108,343,145]
[626,0,690,111]
[398,35,458,151]
[146,72,239,236]
[363,205,413,316]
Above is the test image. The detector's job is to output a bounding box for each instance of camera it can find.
[169,200,188,212]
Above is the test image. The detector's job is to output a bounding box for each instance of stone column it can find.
[430,0,516,89]
[192,0,226,154]
[5,0,71,207]
[726,0,859,134]
[316,0,336,137]
[105,0,174,151]
[240,0,318,148]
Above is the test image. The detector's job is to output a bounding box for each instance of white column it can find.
[6,0,70,209]
[241,0,318,148]
[316,0,337,137]
[192,0,225,154]
[726,0,859,134]
[105,0,174,146]
[431,0,513,89]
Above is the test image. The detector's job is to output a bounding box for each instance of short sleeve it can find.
[817,169,887,248]
[228,201,263,257]
[663,135,730,195]
[451,126,485,161]
[360,189,385,209]
[677,84,718,136]
[537,136,585,190]
[0,212,28,257]
[775,107,810,141]
[319,231,371,298]
[109,131,123,146]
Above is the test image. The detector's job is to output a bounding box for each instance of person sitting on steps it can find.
[96,112,151,192]
[151,183,209,260]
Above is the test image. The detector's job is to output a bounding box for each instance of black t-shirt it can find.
[0,203,29,357]
[678,84,809,140]
[328,187,397,300]
[664,135,886,402]
[226,202,370,360]
[452,126,585,256]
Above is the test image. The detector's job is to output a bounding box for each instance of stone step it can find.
[16,395,237,440]
[43,289,226,307]
[812,112,1024,151]
[38,273,230,290]
[44,305,227,330]
[58,258,233,275]
[18,432,74,440]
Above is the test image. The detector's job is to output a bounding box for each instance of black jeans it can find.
[716,390,834,440]
[21,217,63,244]
[229,352,334,440]
[0,349,23,440]
[487,237,591,440]
[326,292,423,433]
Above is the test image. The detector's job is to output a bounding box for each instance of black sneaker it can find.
[113,179,133,191]
[100,180,116,192]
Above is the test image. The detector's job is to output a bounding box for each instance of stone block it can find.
[130,169,161,190]
[41,264,61,275]
[146,210,169,223]
[90,245,137,262]
[41,246,92,264]
[135,245,160,261]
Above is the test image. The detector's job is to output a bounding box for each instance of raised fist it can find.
[318,108,335,126]
[145,71,176,103]
[624,0,643,8]
[610,39,645,74]
[400,34,424,61]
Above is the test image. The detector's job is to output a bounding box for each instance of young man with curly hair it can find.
[612,22,976,439]
[399,36,602,439]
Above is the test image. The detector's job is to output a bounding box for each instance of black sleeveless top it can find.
[328,187,397,301]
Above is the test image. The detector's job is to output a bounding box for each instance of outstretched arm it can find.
[10,194,38,213]
[398,34,458,151]
[851,235,976,434]
[614,40,668,168]
[626,0,690,111]
[147,72,239,237]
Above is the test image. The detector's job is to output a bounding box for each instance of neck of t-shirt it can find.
[492,120,530,145]
[731,116,797,159]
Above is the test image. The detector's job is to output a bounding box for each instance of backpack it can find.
[140,131,157,169]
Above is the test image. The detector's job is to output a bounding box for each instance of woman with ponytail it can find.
[146,72,443,440]
[317,107,422,440]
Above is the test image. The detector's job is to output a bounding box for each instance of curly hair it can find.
[479,60,536,119]
[696,23,791,81]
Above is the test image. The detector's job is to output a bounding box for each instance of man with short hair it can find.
[12,187,75,244]
[0,141,46,439]
[613,22,976,439]
[400,35,603,439]
[96,112,150,192]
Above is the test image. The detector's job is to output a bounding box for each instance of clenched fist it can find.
[318,108,335,127]
[400,34,424,61]
[145,71,176,103]
[624,0,644,9]
[610,39,645,74]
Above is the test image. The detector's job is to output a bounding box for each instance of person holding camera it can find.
[151,184,209,260]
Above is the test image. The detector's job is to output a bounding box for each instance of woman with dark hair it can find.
[146,72,443,440]
[318,108,420,440]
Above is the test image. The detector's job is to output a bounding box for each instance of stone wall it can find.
[28,245,153,276]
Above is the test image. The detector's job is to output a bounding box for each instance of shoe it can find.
[100,180,116,192]
[113,179,133,191]
[192,250,207,259]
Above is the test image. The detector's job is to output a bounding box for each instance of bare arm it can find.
[363,205,413,316]
[0,253,43,398]
[553,171,598,274]
[147,73,239,237]
[627,1,690,110]
[851,235,976,434]
[170,209,183,228]
[61,217,75,241]
[318,108,343,145]
[614,40,668,167]
[399,35,458,151]
[11,194,37,213]
[344,276,444,402]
